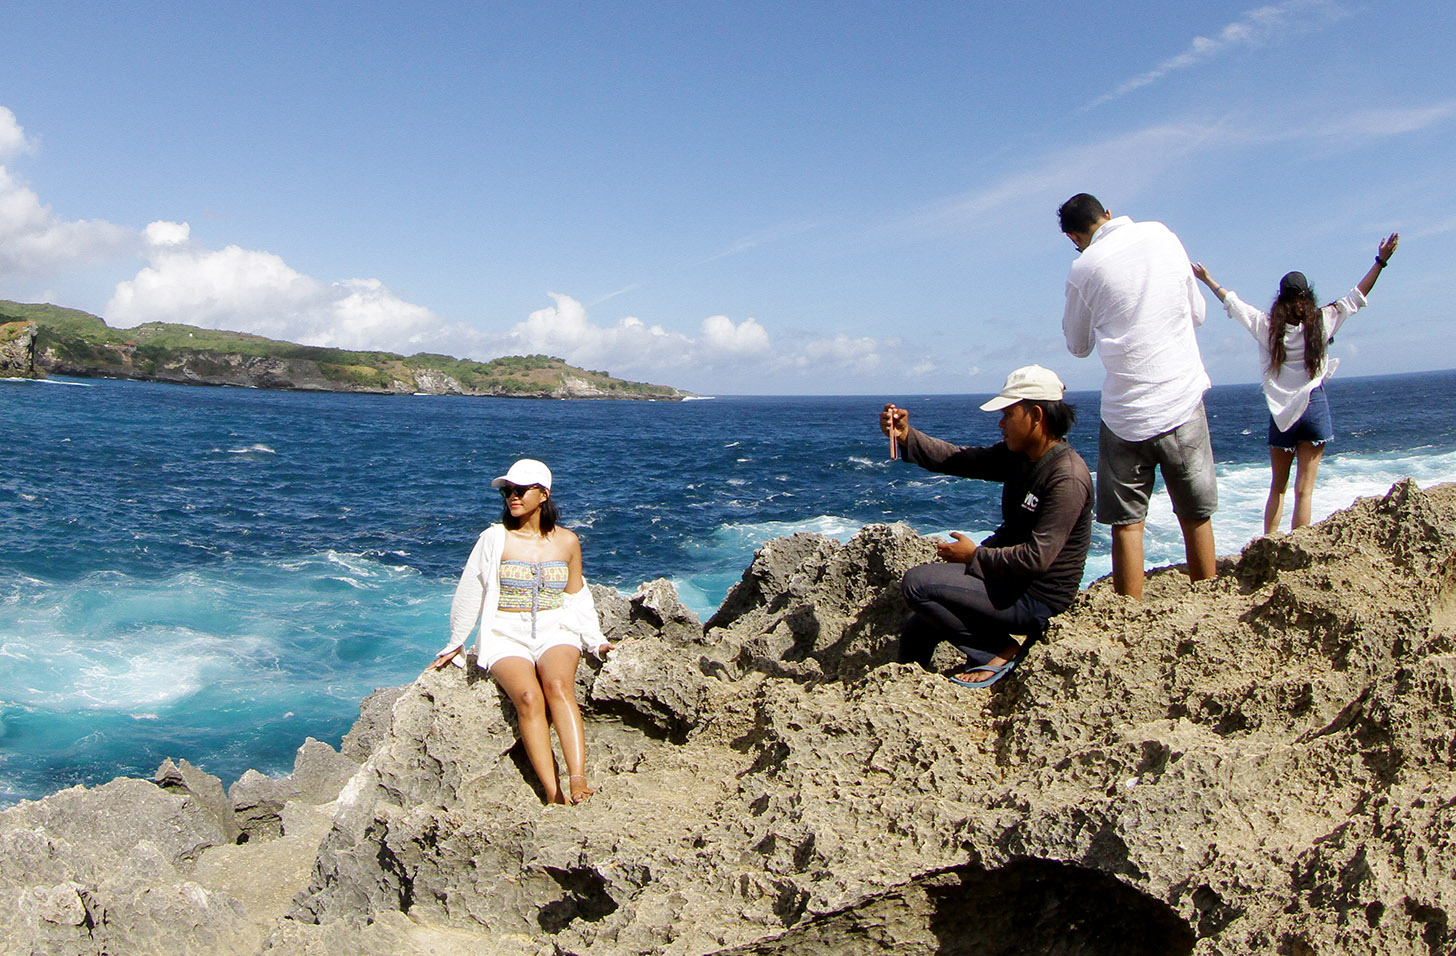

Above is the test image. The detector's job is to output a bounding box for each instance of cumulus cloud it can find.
[496,292,909,388]
[1089,0,1347,108]
[701,314,770,356]
[0,105,135,277]
[106,221,442,350]
[0,168,134,277]
[790,332,896,372]
[0,106,32,159]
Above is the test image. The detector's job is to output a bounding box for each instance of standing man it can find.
[1059,193,1217,599]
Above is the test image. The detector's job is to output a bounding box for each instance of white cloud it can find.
[496,292,910,387]
[0,166,134,276]
[1315,103,1456,140]
[700,314,770,357]
[144,220,191,248]
[0,106,32,159]
[790,333,896,372]
[915,121,1226,232]
[106,227,442,350]
[1089,0,1347,108]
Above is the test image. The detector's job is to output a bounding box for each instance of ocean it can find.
[4,370,1456,807]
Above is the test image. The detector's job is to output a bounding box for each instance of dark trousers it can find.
[898,562,1052,669]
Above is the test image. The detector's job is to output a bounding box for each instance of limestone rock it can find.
[290,485,1456,955]
[229,738,360,842]
[9,482,1456,955]
[155,757,244,845]
[341,685,410,762]
[0,777,254,955]
[0,319,42,378]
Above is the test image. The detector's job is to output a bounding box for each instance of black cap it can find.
[1279,271,1310,297]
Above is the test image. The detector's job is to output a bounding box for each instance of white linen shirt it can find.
[1222,287,1366,432]
[1063,216,1210,441]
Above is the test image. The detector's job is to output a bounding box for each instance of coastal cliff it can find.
[0,300,690,399]
[4,480,1456,954]
[0,320,41,378]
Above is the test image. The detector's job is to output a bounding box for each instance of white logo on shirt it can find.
[1022,492,1039,511]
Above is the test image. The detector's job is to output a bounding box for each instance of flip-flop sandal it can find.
[949,659,1018,688]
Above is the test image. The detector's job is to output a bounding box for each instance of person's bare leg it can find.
[1111,521,1145,600]
[1266,447,1294,535]
[491,656,564,804]
[1290,441,1325,530]
[537,645,592,803]
[1180,516,1217,583]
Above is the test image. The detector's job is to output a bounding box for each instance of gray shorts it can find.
[1097,403,1218,525]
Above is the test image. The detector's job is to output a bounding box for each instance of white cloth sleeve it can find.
[1222,291,1269,341]
[1322,288,1367,341]
[438,528,499,668]
[561,585,607,658]
[1062,282,1095,358]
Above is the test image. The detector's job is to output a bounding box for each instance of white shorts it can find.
[478,608,581,671]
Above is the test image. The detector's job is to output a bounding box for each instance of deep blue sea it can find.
[4,370,1456,806]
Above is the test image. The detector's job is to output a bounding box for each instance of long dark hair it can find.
[501,490,558,533]
[1268,276,1324,379]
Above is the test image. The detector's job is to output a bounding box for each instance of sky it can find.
[2,0,1453,396]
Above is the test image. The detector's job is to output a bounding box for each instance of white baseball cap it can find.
[979,365,1066,411]
[491,458,553,490]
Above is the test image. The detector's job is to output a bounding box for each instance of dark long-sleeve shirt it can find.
[900,427,1093,612]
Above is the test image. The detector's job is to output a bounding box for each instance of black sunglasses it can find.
[498,483,541,499]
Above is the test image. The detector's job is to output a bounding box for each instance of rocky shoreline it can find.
[4,480,1456,955]
[0,308,692,399]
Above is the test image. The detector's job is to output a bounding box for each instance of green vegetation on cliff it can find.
[0,300,687,399]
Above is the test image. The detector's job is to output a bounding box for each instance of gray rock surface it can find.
[228,738,360,842]
[5,480,1456,955]
[0,777,255,955]
[155,756,244,845]
[0,319,41,378]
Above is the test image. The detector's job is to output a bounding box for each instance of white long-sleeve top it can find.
[437,524,607,668]
[1222,287,1366,432]
[1063,216,1210,441]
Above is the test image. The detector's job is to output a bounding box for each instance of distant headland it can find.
[0,300,691,400]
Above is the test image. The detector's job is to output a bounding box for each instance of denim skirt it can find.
[1268,385,1333,450]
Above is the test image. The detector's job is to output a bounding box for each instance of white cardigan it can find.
[437,524,607,668]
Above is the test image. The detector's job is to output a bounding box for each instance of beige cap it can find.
[979,365,1066,411]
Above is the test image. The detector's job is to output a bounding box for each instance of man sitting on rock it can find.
[880,365,1093,687]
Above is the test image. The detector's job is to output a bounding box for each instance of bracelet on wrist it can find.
[1376,256,1389,267]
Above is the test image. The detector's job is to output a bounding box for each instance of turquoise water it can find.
[4,371,1456,805]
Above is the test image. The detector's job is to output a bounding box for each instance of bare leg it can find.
[491,656,565,804]
[1111,521,1145,600]
[953,639,1024,683]
[1179,515,1217,583]
[536,645,592,804]
[1266,447,1294,535]
[1290,442,1325,530]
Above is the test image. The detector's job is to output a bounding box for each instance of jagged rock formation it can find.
[0,320,42,378]
[4,481,1456,954]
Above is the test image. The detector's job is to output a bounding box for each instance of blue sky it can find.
[2,0,1452,395]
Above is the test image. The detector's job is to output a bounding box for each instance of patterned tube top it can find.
[498,560,569,639]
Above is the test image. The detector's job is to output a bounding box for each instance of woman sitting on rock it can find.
[1193,233,1398,534]
[427,459,612,804]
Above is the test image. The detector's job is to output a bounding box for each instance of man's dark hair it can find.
[1025,399,1078,439]
[1058,194,1107,235]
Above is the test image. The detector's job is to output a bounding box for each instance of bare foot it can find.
[568,774,594,804]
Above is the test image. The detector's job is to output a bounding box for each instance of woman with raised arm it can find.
[427,459,612,805]
[1193,233,1399,534]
